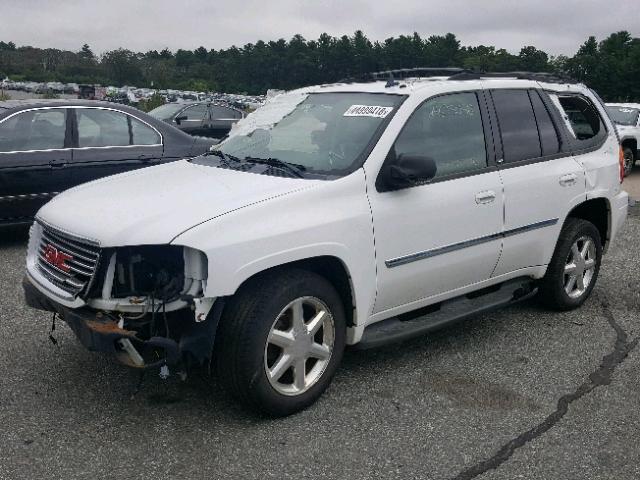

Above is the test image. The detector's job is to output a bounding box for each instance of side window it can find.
[551,94,606,144]
[492,90,541,163]
[392,92,487,179]
[130,116,161,145]
[529,90,560,156]
[77,109,130,147]
[0,109,67,152]
[180,104,208,121]
[210,106,242,119]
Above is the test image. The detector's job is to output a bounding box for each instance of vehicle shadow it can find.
[60,297,549,422]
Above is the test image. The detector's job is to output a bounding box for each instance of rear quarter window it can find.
[549,93,607,149]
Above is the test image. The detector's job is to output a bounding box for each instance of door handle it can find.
[475,190,496,204]
[559,174,577,186]
[49,159,66,169]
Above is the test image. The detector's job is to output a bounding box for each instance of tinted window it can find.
[210,106,242,119]
[130,116,161,145]
[554,95,606,142]
[181,104,208,120]
[393,92,487,179]
[0,109,66,152]
[529,91,560,156]
[492,90,541,162]
[77,109,130,147]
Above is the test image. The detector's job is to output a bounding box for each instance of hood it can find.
[37,160,321,246]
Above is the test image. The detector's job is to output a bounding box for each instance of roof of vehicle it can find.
[294,78,586,98]
[286,68,588,97]
[0,99,148,115]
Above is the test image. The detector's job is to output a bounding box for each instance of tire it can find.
[214,268,346,417]
[538,218,602,311]
[623,147,634,177]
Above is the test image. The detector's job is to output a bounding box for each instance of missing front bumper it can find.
[23,276,222,369]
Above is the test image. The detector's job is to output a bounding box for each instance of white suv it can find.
[606,103,640,176]
[24,70,629,416]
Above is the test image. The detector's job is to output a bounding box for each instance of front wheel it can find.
[214,268,346,416]
[538,218,602,311]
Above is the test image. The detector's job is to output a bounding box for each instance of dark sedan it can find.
[0,99,214,226]
[149,101,245,138]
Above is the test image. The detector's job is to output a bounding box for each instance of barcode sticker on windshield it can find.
[344,105,394,118]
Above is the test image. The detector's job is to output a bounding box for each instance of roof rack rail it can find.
[448,71,577,84]
[370,67,472,80]
[336,68,577,86]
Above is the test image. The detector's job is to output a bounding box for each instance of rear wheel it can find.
[623,147,635,177]
[215,268,346,416]
[539,218,602,311]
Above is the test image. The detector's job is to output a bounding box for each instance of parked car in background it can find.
[0,99,214,225]
[149,101,245,138]
[23,70,628,416]
[606,103,640,176]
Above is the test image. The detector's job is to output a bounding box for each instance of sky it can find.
[2,0,638,57]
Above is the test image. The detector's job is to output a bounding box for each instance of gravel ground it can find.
[0,200,638,479]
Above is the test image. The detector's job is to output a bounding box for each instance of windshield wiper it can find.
[243,157,306,178]
[204,149,242,167]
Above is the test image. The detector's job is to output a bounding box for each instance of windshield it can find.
[606,106,639,126]
[148,103,187,120]
[214,92,405,176]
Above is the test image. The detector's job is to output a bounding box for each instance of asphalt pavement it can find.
[0,183,639,479]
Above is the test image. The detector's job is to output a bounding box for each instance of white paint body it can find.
[606,102,640,151]
[27,78,629,345]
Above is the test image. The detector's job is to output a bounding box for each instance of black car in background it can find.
[149,101,245,138]
[0,99,214,226]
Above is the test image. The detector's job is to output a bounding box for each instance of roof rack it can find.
[448,71,577,84]
[337,68,576,86]
[338,67,471,85]
[370,67,471,80]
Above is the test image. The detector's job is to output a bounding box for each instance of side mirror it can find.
[175,115,187,125]
[381,154,437,190]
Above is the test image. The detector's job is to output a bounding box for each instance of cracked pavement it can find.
[0,203,638,479]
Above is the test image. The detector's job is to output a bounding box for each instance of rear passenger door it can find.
[489,89,586,277]
[209,105,243,133]
[69,107,163,186]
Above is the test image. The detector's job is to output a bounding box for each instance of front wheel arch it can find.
[226,256,356,328]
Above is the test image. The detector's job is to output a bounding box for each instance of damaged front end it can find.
[25,224,221,370]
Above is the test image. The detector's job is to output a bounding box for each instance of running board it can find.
[357,277,537,349]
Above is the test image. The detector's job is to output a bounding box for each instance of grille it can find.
[36,223,101,297]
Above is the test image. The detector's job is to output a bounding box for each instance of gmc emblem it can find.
[43,244,73,272]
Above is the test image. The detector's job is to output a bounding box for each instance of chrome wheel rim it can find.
[564,235,597,299]
[623,151,634,176]
[264,296,335,396]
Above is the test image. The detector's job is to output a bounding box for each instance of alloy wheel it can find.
[264,296,335,396]
[563,235,597,299]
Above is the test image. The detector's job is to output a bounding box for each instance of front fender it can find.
[172,169,378,326]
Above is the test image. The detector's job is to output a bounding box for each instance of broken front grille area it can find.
[35,222,101,298]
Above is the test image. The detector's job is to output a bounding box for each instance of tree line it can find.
[1,30,638,100]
